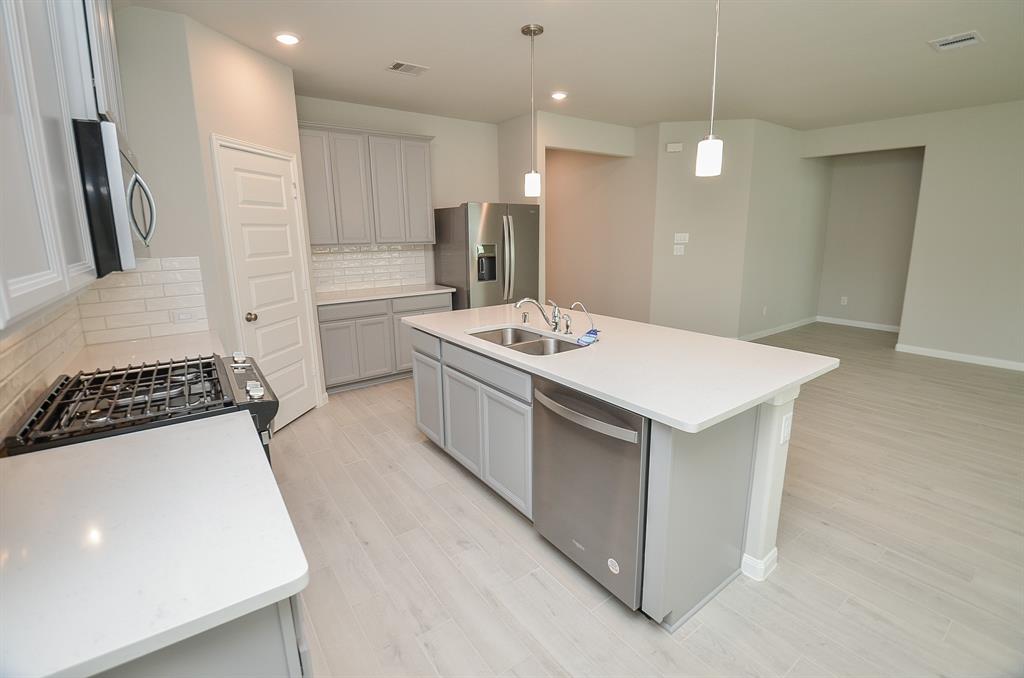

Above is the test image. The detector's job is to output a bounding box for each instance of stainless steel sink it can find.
[470,327,543,346]
[510,337,584,355]
[469,327,585,355]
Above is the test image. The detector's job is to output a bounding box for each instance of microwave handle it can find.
[127,172,157,245]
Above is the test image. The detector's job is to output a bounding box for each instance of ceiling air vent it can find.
[387,61,430,76]
[928,31,982,51]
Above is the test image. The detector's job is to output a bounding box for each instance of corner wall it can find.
[804,100,1024,366]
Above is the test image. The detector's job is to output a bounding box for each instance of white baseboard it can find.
[815,315,899,333]
[895,343,1024,372]
[739,317,817,341]
[741,549,778,582]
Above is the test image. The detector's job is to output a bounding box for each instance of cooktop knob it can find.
[232,351,246,364]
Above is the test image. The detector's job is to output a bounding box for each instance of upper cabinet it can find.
[297,125,435,246]
[0,0,111,329]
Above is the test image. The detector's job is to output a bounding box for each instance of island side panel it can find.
[742,385,800,580]
[641,410,757,630]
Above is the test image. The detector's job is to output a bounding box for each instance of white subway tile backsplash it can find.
[311,244,428,292]
[141,270,202,285]
[77,258,209,345]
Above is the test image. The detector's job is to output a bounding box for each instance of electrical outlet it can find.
[840,296,848,306]
[673,244,685,256]
[674,232,689,244]
[171,310,195,323]
[761,305,768,317]
[780,413,793,444]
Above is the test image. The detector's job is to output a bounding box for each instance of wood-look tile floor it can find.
[272,323,1023,677]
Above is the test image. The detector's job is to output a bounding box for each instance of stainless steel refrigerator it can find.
[433,203,539,310]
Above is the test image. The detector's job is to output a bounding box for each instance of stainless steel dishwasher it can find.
[532,377,650,609]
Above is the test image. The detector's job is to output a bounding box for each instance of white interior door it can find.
[213,139,319,429]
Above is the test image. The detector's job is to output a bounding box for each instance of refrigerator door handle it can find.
[501,215,511,301]
[508,215,516,301]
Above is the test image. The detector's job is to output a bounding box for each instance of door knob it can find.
[245,312,258,322]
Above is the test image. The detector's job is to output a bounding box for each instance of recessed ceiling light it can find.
[275,33,300,46]
[551,90,568,101]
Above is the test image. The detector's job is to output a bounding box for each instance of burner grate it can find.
[7,356,234,450]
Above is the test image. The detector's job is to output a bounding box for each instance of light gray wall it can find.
[649,120,756,338]
[805,100,1024,365]
[115,6,306,350]
[544,125,658,322]
[738,121,833,339]
[296,96,499,208]
[817,148,924,328]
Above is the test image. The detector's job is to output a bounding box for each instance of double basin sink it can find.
[469,326,584,356]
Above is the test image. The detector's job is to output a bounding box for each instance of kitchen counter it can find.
[405,304,838,433]
[315,284,455,306]
[0,412,308,677]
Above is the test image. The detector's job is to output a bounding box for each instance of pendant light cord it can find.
[530,33,536,172]
[709,0,720,137]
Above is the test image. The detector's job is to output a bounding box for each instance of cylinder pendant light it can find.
[522,24,543,198]
[696,0,723,177]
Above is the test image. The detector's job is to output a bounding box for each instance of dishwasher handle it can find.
[534,390,639,444]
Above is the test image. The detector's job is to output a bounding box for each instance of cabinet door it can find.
[1,1,75,327]
[330,131,373,244]
[442,367,483,475]
[319,320,360,386]
[355,316,395,378]
[299,129,338,245]
[481,384,533,518]
[401,138,434,243]
[368,135,407,243]
[412,352,444,446]
[392,310,422,372]
[84,0,125,130]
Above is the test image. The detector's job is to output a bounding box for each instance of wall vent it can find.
[387,61,430,76]
[928,31,982,51]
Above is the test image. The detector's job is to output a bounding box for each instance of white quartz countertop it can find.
[405,305,839,433]
[315,284,455,306]
[0,412,308,678]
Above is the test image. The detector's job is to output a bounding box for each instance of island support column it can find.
[742,385,800,581]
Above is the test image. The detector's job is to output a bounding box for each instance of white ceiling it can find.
[121,0,1024,129]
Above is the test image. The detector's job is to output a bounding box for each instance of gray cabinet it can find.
[319,320,360,386]
[355,316,395,378]
[330,130,373,244]
[298,125,434,246]
[368,135,407,243]
[481,384,533,518]
[442,367,483,475]
[412,352,444,447]
[298,128,338,245]
[318,292,451,388]
[401,138,435,243]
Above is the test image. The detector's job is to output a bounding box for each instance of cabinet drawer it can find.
[442,343,532,403]
[318,300,390,322]
[392,293,452,313]
[410,328,441,360]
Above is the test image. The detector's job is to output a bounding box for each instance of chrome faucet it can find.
[515,297,556,331]
[548,300,563,333]
[570,301,598,336]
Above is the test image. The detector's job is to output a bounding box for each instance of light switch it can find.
[673,244,685,256]
[665,142,684,153]
[780,412,793,444]
[674,232,689,243]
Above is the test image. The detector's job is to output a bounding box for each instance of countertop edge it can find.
[57,565,310,678]
[315,285,456,306]
[404,318,840,433]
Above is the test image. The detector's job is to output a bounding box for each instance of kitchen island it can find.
[404,304,838,628]
[0,412,308,677]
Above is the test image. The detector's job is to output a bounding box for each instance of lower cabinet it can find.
[412,351,444,447]
[320,316,394,387]
[355,316,395,378]
[480,384,533,518]
[442,367,483,475]
[431,359,533,519]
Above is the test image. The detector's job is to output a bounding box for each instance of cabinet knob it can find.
[245,312,258,322]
